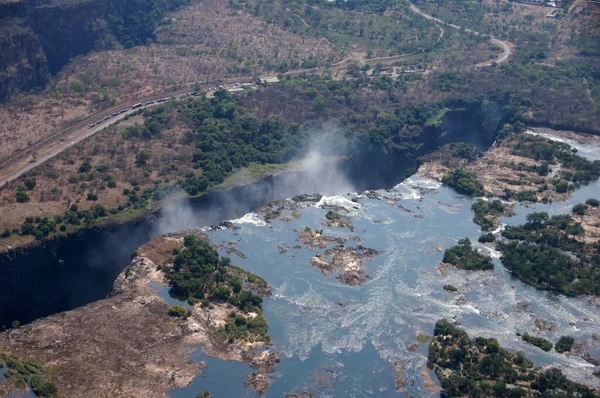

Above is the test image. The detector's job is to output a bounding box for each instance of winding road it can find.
[0,4,514,189]
[408,2,513,67]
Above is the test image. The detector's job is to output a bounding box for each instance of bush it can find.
[478,233,495,243]
[107,179,117,188]
[442,169,484,196]
[585,198,600,207]
[15,191,29,203]
[30,374,58,397]
[23,176,36,190]
[555,336,574,353]
[87,192,98,201]
[59,225,67,232]
[1,228,11,238]
[168,305,187,317]
[521,333,553,352]
[443,284,457,292]
[443,238,494,271]
[572,203,587,216]
[79,159,92,173]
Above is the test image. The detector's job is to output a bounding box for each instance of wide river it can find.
[167,135,600,397]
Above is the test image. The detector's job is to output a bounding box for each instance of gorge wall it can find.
[0,0,188,102]
[0,105,501,328]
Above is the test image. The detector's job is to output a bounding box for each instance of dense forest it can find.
[428,320,596,398]
[498,211,600,297]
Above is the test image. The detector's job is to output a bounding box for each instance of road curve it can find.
[408,2,513,67]
[0,4,514,188]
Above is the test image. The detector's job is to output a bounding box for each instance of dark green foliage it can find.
[135,150,151,167]
[471,199,504,231]
[23,176,36,190]
[512,136,600,185]
[586,198,600,207]
[15,190,29,203]
[1,228,11,238]
[478,233,495,243]
[0,354,57,397]
[555,336,574,354]
[572,203,588,216]
[30,374,58,397]
[428,319,593,398]
[442,169,484,196]
[325,210,342,221]
[168,305,187,317]
[79,159,92,173]
[105,0,191,48]
[87,192,98,201]
[165,236,266,314]
[443,284,457,292]
[443,238,493,271]
[521,333,553,352]
[498,212,600,296]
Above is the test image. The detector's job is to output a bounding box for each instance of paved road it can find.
[408,2,513,67]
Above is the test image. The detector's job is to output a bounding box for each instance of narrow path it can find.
[0,4,514,188]
[408,2,513,66]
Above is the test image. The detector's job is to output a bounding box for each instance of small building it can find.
[259,76,280,85]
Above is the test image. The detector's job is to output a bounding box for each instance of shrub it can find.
[521,333,553,352]
[555,336,574,353]
[443,238,493,271]
[1,228,11,238]
[87,192,98,201]
[585,198,599,207]
[572,203,587,216]
[30,374,58,397]
[15,191,29,203]
[478,233,495,243]
[168,305,187,317]
[443,284,457,292]
[79,159,92,173]
[442,169,484,196]
[107,179,117,188]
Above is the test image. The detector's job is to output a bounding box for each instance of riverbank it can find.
[0,231,278,397]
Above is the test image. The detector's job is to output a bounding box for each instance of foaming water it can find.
[170,138,600,396]
[229,212,267,227]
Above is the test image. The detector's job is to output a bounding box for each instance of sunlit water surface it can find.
[170,140,600,397]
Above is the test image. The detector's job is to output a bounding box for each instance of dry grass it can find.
[0,109,195,237]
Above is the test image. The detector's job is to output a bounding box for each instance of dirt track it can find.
[408,2,513,67]
[0,5,515,189]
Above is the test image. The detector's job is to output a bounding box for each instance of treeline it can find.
[428,319,595,397]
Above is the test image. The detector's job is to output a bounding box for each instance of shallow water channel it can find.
[165,137,600,397]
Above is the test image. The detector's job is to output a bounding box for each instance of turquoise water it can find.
[166,138,600,397]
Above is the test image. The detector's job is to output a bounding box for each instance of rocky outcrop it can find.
[0,252,277,397]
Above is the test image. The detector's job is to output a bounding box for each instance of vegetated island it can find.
[442,238,494,271]
[0,232,278,397]
[497,208,600,297]
[428,319,597,398]
[420,129,600,204]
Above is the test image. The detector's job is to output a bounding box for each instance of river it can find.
[167,137,600,396]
